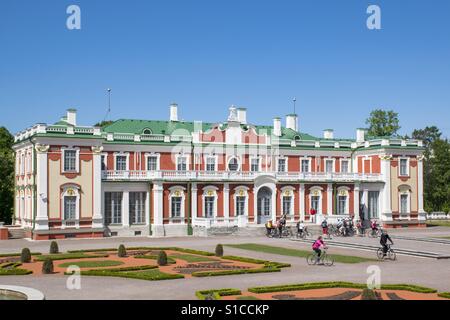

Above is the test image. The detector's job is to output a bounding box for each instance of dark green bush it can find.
[42,258,54,274]
[215,244,224,257]
[118,244,127,257]
[361,288,378,300]
[157,250,168,266]
[49,241,59,254]
[20,248,32,263]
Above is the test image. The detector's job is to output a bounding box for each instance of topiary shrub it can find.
[118,244,127,257]
[157,250,168,266]
[361,288,378,300]
[42,258,54,274]
[20,248,32,263]
[49,241,59,254]
[215,244,224,257]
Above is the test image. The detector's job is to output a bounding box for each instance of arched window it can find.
[202,186,218,218]
[61,185,80,221]
[234,187,248,216]
[281,187,295,216]
[142,128,152,135]
[169,187,185,218]
[337,187,350,215]
[309,187,323,216]
[227,157,240,171]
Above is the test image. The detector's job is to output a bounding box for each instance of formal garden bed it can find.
[197,282,450,300]
[0,243,290,281]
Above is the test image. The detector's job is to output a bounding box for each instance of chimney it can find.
[286,114,298,132]
[66,109,77,126]
[273,117,282,137]
[356,128,366,143]
[323,129,334,139]
[237,108,247,124]
[170,103,178,122]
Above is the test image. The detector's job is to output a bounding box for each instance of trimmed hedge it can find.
[20,248,32,263]
[215,244,224,257]
[42,258,54,274]
[78,265,184,281]
[196,288,242,300]
[118,245,127,257]
[35,253,109,261]
[68,246,215,256]
[222,255,291,269]
[248,282,438,294]
[49,241,59,254]
[0,252,42,258]
[134,255,176,264]
[0,262,33,276]
[438,292,450,299]
[192,267,281,277]
[157,251,168,266]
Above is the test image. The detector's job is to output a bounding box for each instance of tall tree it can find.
[94,120,113,128]
[366,109,401,137]
[426,138,450,213]
[0,127,15,224]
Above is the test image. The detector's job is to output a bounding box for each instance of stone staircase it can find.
[8,227,27,239]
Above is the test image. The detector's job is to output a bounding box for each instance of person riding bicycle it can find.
[337,218,344,235]
[371,220,379,231]
[297,220,305,237]
[265,220,275,236]
[312,236,326,264]
[321,219,329,237]
[380,229,394,258]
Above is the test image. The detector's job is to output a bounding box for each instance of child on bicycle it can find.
[312,236,326,264]
[321,219,329,238]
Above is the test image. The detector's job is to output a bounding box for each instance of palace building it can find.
[12,104,426,240]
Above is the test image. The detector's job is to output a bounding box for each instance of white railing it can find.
[192,217,239,227]
[102,170,383,182]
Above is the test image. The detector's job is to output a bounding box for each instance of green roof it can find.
[103,119,215,135]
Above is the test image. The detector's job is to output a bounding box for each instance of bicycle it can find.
[377,244,396,261]
[306,247,334,266]
[296,227,312,239]
[367,228,381,238]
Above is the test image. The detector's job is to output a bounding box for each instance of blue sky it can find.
[1,0,449,139]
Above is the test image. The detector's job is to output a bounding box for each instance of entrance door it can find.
[257,187,272,224]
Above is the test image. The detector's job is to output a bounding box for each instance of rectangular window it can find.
[101,155,107,171]
[205,196,215,218]
[400,159,409,176]
[325,160,334,173]
[282,196,292,215]
[206,157,215,172]
[236,196,246,216]
[278,158,286,172]
[64,150,77,172]
[250,158,260,172]
[171,197,182,217]
[177,156,187,171]
[105,192,123,225]
[301,159,310,173]
[64,196,77,220]
[341,160,349,173]
[338,196,347,214]
[400,194,409,214]
[129,192,146,224]
[116,155,127,171]
[147,156,158,171]
[311,196,320,212]
[368,191,379,219]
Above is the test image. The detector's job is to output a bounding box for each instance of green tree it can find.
[366,109,401,137]
[426,138,450,213]
[412,126,442,149]
[94,120,113,128]
[0,127,14,224]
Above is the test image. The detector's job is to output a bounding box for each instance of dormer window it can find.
[142,128,152,135]
[228,157,240,171]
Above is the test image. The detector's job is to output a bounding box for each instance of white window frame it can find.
[340,159,350,174]
[309,187,323,216]
[233,187,249,216]
[204,154,218,172]
[20,152,25,175]
[61,148,80,173]
[101,152,108,171]
[399,190,411,216]
[276,156,288,173]
[300,157,312,173]
[399,157,410,177]
[362,156,373,174]
[129,191,147,224]
[145,153,160,171]
[249,156,262,172]
[176,154,189,171]
[169,186,186,219]
[324,158,335,173]
[280,186,295,216]
[114,152,129,171]
[336,187,350,215]
[61,185,80,229]
[227,156,241,172]
[202,186,218,218]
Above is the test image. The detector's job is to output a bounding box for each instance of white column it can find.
[92,146,103,228]
[152,182,164,236]
[417,156,426,221]
[146,187,150,226]
[354,183,360,221]
[380,156,393,222]
[223,183,230,223]
[122,191,130,227]
[327,183,333,216]
[34,145,49,231]
[299,184,305,222]
[191,183,197,224]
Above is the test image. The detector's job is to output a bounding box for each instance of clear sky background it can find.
[1,0,449,139]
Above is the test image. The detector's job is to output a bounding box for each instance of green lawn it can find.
[236,296,261,300]
[58,260,124,268]
[427,220,450,227]
[81,266,184,281]
[169,253,218,263]
[225,244,375,264]
[134,255,176,264]
[35,252,109,261]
